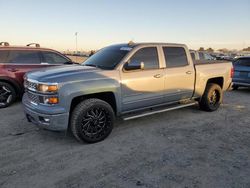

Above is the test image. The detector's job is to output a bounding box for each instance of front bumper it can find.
[22,93,69,131]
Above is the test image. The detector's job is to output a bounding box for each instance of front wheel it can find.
[199,83,222,112]
[70,98,115,143]
[0,82,16,108]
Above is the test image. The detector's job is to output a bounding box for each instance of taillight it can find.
[230,67,234,78]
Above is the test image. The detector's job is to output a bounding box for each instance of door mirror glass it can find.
[124,60,144,71]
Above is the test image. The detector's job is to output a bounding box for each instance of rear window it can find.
[234,58,250,66]
[0,50,9,63]
[198,52,205,60]
[7,50,41,64]
[163,47,189,67]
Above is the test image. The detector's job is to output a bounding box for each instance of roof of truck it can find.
[110,42,186,48]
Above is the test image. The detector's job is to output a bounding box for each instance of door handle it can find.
[154,74,162,78]
[186,71,192,74]
[8,68,19,72]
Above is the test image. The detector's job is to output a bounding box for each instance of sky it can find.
[1,0,250,51]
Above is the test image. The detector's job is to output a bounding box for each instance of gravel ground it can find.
[0,89,250,188]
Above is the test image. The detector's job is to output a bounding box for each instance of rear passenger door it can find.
[162,46,195,102]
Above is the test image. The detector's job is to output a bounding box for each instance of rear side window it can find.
[42,51,69,64]
[235,58,250,66]
[7,50,41,64]
[0,50,9,63]
[204,53,213,60]
[190,52,195,61]
[129,47,159,69]
[163,47,189,67]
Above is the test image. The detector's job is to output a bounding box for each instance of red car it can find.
[0,42,73,108]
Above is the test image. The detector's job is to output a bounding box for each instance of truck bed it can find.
[193,60,233,97]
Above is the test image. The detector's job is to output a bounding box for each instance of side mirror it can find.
[124,61,144,71]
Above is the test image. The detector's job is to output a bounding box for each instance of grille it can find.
[27,92,40,104]
[25,80,38,91]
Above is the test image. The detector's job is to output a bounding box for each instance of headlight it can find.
[38,84,58,93]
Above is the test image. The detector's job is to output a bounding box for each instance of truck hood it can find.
[26,65,102,83]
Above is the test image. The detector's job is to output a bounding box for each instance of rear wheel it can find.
[70,98,115,143]
[232,85,239,90]
[199,83,222,112]
[0,82,16,108]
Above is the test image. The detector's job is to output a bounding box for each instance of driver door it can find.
[120,47,165,112]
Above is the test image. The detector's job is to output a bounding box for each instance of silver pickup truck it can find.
[22,43,233,143]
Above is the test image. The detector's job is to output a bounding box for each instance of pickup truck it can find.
[22,43,233,143]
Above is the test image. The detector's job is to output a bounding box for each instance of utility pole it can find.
[75,32,78,62]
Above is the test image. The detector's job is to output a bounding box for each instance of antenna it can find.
[27,43,40,47]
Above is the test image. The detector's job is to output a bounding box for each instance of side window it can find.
[42,52,69,64]
[198,52,205,60]
[0,50,9,63]
[128,47,159,70]
[190,52,195,61]
[204,53,213,60]
[163,47,189,68]
[7,50,41,64]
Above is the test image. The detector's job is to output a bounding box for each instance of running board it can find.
[122,102,197,121]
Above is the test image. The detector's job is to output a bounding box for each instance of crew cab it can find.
[22,43,233,143]
[0,42,73,108]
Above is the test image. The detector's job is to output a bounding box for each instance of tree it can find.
[198,47,205,51]
[206,48,214,52]
[243,47,250,51]
[89,50,95,56]
[218,48,229,53]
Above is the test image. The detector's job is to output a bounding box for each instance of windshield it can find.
[83,45,132,70]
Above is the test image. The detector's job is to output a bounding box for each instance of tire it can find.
[199,83,222,112]
[0,81,17,108]
[232,85,239,90]
[70,98,115,143]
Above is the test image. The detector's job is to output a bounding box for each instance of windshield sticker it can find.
[120,47,132,51]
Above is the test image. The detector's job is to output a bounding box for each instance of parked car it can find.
[0,42,73,108]
[23,43,233,143]
[232,56,250,89]
[190,50,215,61]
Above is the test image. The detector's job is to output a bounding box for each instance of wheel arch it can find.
[69,91,118,115]
[206,77,224,89]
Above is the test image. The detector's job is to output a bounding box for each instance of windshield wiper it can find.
[84,64,110,70]
[84,64,102,68]
[64,61,79,65]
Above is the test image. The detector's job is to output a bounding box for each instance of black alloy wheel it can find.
[71,98,115,143]
[0,82,16,108]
